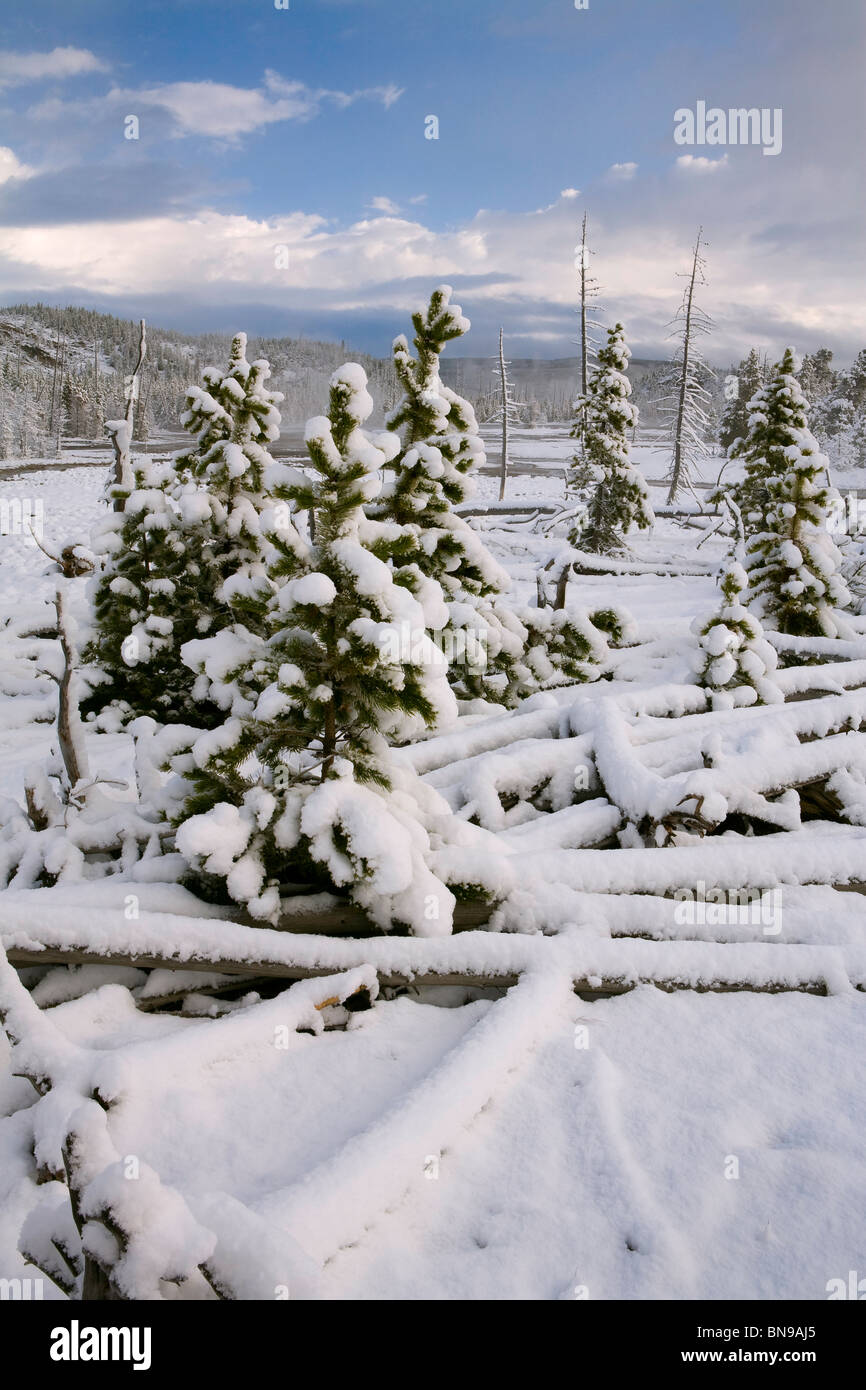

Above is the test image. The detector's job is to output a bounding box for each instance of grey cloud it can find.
[0,161,232,226]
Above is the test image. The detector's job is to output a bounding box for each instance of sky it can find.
[0,0,863,363]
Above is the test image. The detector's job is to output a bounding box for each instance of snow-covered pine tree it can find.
[742,349,852,637]
[798,347,836,409]
[844,405,866,468]
[378,287,613,707]
[449,600,616,705]
[169,334,287,718]
[173,363,459,929]
[828,348,866,467]
[374,288,520,699]
[718,348,764,455]
[812,388,855,460]
[83,334,283,727]
[659,228,715,503]
[377,285,508,600]
[727,348,813,535]
[694,558,783,710]
[173,331,280,625]
[567,324,653,554]
[81,459,202,727]
[250,362,456,785]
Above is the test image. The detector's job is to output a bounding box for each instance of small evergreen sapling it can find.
[731,349,852,637]
[82,459,201,726]
[378,285,509,599]
[172,333,283,678]
[694,559,783,710]
[745,451,852,639]
[174,363,459,930]
[568,324,653,554]
[725,348,809,534]
[83,335,284,728]
[718,348,764,456]
[378,287,618,707]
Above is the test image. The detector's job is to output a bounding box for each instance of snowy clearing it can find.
[2,419,865,1301]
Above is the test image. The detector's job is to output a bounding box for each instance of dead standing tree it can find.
[494,326,521,500]
[107,318,147,512]
[660,228,715,504]
[572,212,604,467]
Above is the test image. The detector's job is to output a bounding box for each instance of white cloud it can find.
[131,79,305,138]
[369,196,401,215]
[0,150,862,361]
[560,188,579,199]
[0,209,488,299]
[0,46,107,88]
[0,147,34,184]
[675,154,729,175]
[409,193,428,205]
[27,73,404,141]
[606,162,638,181]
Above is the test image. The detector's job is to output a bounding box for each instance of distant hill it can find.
[439,355,663,396]
[0,301,724,456]
[0,303,393,457]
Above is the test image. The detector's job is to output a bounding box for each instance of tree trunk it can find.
[55,582,90,793]
[553,562,570,610]
[48,312,61,440]
[666,228,701,505]
[82,1257,124,1301]
[498,327,509,501]
[93,338,99,439]
[110,319,147,510]
[55,331,66,459]
[321,698,337,779]
[579,212,588,401]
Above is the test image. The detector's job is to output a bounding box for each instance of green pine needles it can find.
[694,558,783,710]
[568,324,653,554]
[728,348,852,637]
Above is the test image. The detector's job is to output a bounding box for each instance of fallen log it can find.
[247,898,493,936]
[5,942,517,992]
[568,550,715,578]
[3,940,838,998]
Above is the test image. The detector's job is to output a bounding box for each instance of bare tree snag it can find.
[553,561,570,610]
[498,326,510,500]
[664,229,714,504]
[578,211,589,403]
[55,582,91,794]
[107,318,147,511]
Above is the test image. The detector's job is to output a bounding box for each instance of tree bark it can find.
[498,327,509,501]
[321,698,337,779]
[579,212,588,401]
[55,582,90,793]
[666,228,702,505]
[110,319,147,510]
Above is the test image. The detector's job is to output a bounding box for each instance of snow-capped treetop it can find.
[178,333,283,493]
[386,285,484,505]
[377,286,507,598]
[170,335,285,631]
[730,347,819,526]
[693,558,783,711]
[568,323,653,555]
[740,349,852,639]
[82,458,220,727]
[719,348,765,457]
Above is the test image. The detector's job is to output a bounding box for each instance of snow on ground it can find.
[1,441,865,1301]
